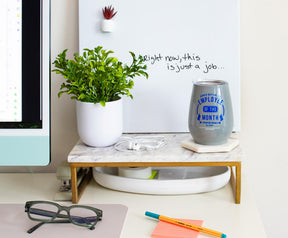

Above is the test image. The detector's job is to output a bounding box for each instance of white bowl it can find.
[93,166,230,195]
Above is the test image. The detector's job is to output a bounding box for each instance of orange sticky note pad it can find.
[151,219,204,238]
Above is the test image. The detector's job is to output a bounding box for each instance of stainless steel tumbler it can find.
[188,80,233,145]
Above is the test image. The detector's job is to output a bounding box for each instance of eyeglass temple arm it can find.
[27,220,71,234]
[29,208,100,223]
[29,208,69,219]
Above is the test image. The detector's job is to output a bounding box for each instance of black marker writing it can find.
[142,52,223,74]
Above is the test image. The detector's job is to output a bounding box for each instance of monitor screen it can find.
[0,0,50,166]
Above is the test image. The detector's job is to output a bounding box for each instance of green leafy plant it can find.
[52,46,148,106]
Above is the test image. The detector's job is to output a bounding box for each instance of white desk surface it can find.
[0,173,266,238]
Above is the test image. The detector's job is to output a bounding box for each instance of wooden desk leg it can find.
[70,165,78,204]
[230,162,241,204]
[235,162,241,204]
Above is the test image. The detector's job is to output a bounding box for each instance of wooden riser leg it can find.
[70,165,78,204]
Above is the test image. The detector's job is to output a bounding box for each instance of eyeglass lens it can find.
[29,203,59,221]
[69,207,98,226]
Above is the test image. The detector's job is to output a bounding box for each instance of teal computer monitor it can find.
[0,0,50,166]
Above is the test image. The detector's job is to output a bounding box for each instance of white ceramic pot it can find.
[101,19,115,32]
[76,98,122,147]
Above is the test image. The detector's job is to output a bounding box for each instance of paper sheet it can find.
[151,219,204,238]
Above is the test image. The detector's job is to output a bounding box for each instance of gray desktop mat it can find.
[0,204,128,238]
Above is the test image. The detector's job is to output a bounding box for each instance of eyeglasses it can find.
[25,201,103,234]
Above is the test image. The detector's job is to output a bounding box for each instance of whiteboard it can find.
[79,0,240,132]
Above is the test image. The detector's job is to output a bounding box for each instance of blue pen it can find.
[145,211,227,238]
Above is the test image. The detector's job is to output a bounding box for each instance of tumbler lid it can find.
[194,80,227,86]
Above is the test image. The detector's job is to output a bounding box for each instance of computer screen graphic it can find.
[0,0,22,123]
[0,0,43,129]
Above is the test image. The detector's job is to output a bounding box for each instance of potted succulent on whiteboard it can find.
[101,5,117,32]
[53,46,148,147]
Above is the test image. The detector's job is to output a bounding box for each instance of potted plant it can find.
[53,46,148,147]
[101,5,117,32]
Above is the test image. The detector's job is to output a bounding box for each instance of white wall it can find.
[240,0,288,237]
[2,0,288,236]
[49,0,80,170]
